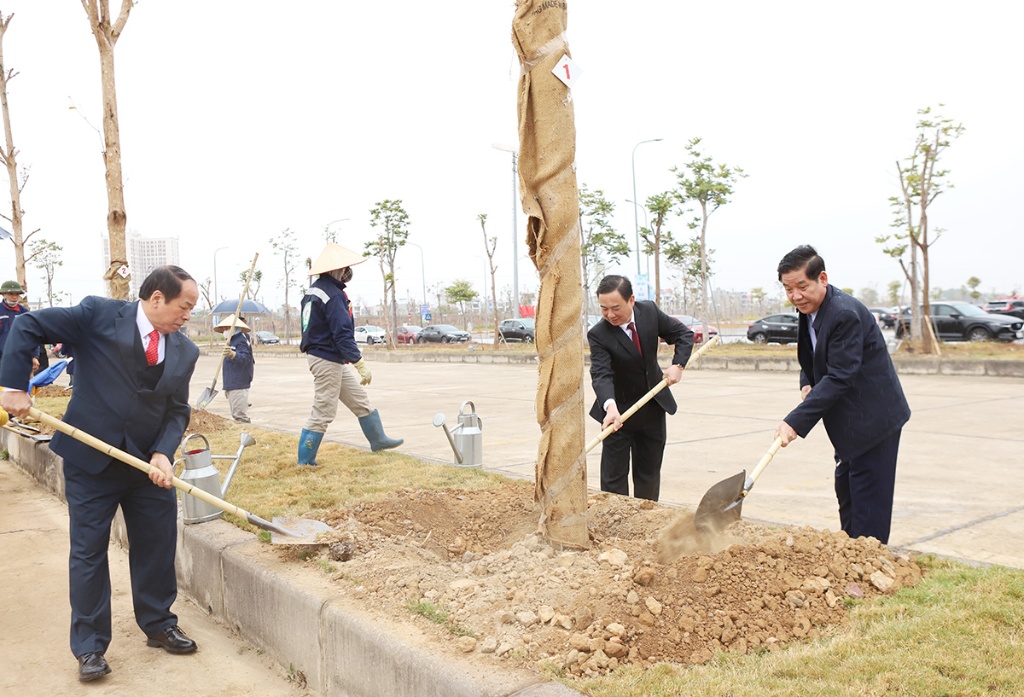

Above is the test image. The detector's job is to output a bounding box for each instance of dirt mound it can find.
[312,481,923,677]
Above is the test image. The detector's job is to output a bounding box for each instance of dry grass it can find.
[195,421,508,532]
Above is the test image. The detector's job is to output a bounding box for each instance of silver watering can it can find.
[433,400,483,467]
[175,432,257,524]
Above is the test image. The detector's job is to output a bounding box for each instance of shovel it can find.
[196,254,259,411]
[692,435,783,533]
[0,406,331,544]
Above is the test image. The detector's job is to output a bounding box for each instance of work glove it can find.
[353,358,372,385]
[223,347,236,360]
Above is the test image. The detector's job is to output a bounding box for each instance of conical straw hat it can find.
[214,314,251,333]
[309,243,367,275]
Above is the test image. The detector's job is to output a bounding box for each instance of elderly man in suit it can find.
[0,266,201,682]
[587,275,694,501]
[775,245,911,544]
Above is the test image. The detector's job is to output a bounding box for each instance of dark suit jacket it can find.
[588,300,694,422]
[0,296,200,474]
[784,285,910,461]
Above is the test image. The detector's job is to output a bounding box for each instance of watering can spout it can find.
[433,413,464,465]
[433,401,483,468]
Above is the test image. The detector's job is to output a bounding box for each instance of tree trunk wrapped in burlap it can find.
[512,0,588,549]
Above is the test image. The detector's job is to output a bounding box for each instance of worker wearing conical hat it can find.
[214,314,254,423]
[297,243,403,465]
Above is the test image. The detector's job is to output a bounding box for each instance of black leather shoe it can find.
[78,652,111,682]
[146,625,198,654]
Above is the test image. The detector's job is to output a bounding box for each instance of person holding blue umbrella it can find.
[214,314,254,423]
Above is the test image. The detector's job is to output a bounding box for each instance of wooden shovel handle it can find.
[585,334,720,454]
[26,406,254,520]
[208,254,260,387]
[747,436,783,488]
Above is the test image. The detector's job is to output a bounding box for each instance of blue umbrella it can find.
[30,360,68,394]
[211,298,271,314]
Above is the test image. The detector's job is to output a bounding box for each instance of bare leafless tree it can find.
[0,12,41,290]
[80,0,134,299]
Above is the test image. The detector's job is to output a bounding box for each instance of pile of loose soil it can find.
[314,481,923,677]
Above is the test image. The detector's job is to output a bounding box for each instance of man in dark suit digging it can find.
[0,266,202,682]
[775,245,911,544]
[587,275,694,502]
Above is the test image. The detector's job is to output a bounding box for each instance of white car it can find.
[353,325,386,345]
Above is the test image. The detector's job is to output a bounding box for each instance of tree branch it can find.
[111,0,132,42]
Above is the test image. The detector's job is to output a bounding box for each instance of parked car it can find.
[417,324,471,344]
[747,313,800,345]
[896,301,1024,342]
[395,325,423,344]
[869,307,898,328]
[668,315,718,344]
[353,325,386,345]
[498,318,535,343]
[254,331,280,345]
[983,299,1024,320]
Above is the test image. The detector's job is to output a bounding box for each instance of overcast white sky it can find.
[1,0,1021,313]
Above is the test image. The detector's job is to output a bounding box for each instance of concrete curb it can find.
[1,430,583,697]
[231,347,1024,377]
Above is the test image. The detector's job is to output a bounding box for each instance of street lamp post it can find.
[631,138,663,276]
[406,241,427,325]
[492,144,520,318]
[213,246,229,307]
[324,218,351,242]
[625,198,649,231]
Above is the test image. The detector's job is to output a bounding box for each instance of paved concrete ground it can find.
[193,349,1024,569]
[0,460,314,696]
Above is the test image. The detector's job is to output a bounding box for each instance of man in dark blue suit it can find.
[0,266,202,682]
[775,246,911,544]
[588,275,694,501]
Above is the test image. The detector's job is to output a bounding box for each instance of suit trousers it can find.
[834,430,901,544]
[304,355,373,432]
[63,460,178,657]
[599,402,667,501]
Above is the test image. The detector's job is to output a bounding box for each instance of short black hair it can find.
[596,275,633,299]
[139,265,195,301]
[777,245,825,282]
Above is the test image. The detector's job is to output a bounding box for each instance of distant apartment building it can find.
[101,230,180,298]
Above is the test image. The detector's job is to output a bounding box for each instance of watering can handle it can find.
[180,433,210,458]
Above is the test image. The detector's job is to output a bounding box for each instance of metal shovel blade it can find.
[269,517,334,545]
[195,386,218,411]
[693,470,746,533]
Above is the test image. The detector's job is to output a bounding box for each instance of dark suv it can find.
[896,302,1024,342]
[984,299,1024,320]
[498,318,535,343]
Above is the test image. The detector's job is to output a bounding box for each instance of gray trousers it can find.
[304,355,373,432]
[225,389,250,422]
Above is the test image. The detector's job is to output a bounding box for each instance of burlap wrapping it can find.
[513,0,588,549]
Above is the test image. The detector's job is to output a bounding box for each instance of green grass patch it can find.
[407,600,476,638]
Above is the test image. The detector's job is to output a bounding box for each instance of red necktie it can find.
[628,321,642,355]
[145,330,160,366]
